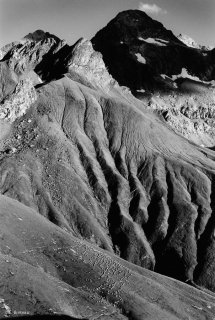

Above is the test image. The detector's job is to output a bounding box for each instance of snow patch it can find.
[161,74,169,80]
[171,68,202,81]
[138,37,168,46]
[157,39,169,44]
[178,34,213,50]
[135,53,146,64]
[162,70,215,87]
[160,74,178,88]
[178,34,199,48]
[136,89,145,93]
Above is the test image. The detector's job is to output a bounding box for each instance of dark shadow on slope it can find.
[193,176,215,291]
[153,170,187,282]
[34,43,72,81]
[92,140,129,257]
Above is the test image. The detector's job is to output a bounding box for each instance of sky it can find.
[0,0,214,48]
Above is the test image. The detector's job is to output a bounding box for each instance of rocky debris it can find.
[0,77,37,122]
[144,84,215,146]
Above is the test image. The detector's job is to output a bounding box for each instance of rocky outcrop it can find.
[67,38,118,89]
[1,30,124,91]
[0,78,37,122]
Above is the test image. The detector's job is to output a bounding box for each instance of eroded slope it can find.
[1,24,215,318]
[1,194,215,319]
[1,74,215,293]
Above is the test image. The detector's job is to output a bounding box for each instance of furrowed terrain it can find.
[0,10,215,320]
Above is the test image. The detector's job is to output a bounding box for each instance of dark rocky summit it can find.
[92,10,215,91]
[1,9,215,320]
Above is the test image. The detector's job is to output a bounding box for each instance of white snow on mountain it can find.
[178,34,213,50]
[138,37,168,46]
[171,68,201,81]
[135,53,146,63]
[178,34,199,48]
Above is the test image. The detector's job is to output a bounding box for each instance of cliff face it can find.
[1,12,215,319]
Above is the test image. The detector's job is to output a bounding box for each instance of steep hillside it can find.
[1,18,215,319]
[1,195,215,319]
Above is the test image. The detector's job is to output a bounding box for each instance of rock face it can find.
[67,38,118,90]
[1,13,215,319]
[0,78,37,122]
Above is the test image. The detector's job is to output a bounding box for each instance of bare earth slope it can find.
[1,194,215,320]
[2,69,215,290]
[1,22,215,319]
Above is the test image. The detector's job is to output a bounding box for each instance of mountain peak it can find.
[93,9,181,45]
[0,31,119,94]
[115,9,154,21]
[24,29,61,43]
[24,29,47,41]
